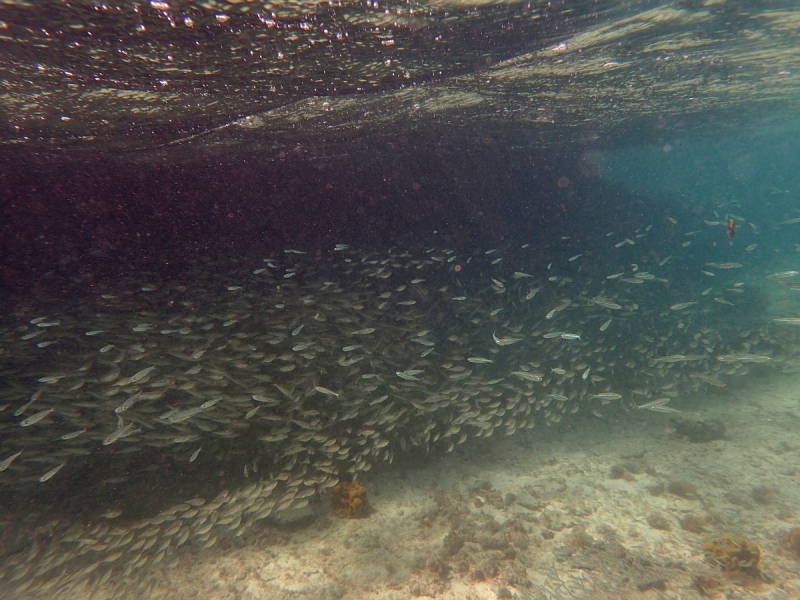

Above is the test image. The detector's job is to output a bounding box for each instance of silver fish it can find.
[20,408,54,427]
[39,462,66,483]
[511,371,543,382]
[637,398,671,409]
[0,451,22,472]
[103,422,138,446]
[396,370,422,381]
[773,318,800,325]
[492,332,523,346]
[13,389,43,417]
[314,386,340,398]
[129,366,155,383]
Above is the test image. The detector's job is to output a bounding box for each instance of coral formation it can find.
[751,485,775,505]
[331,480,368,518]
[646,513,671,531]
[703,535,760,574]
[788,528,800,556]
[609,458,654,481]
[670,416,726,442]
[680,515,707,534]
[667,480,700,499]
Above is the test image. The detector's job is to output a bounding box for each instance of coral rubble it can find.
[703,535,760,574]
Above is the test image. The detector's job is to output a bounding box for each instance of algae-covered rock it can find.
[670,416,726,442]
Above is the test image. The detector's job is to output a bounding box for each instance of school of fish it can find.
[1,212,800,599]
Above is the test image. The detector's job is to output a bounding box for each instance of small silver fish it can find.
[637,398,671,410]
[114,393,140,414]
[670,302,697,311]
[39,462,66,483]
[511,371,543,382]
[20,408,54,427]
[0,451,22,472]
[396,370,422,381]
[129,366,155,383]
[13,389,43,417]
[492,332,523,346]
[524,287,541,300]
[199,398,221,409]
[103,422,138,446]
[774,318,800,325]
[314,386,340,398]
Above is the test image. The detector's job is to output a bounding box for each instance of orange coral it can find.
[331,480,368,518]
[703,535,760,574]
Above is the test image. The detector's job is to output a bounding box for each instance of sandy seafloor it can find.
[122,371,800,600]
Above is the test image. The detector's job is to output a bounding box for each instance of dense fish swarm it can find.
[2,216,800,598]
